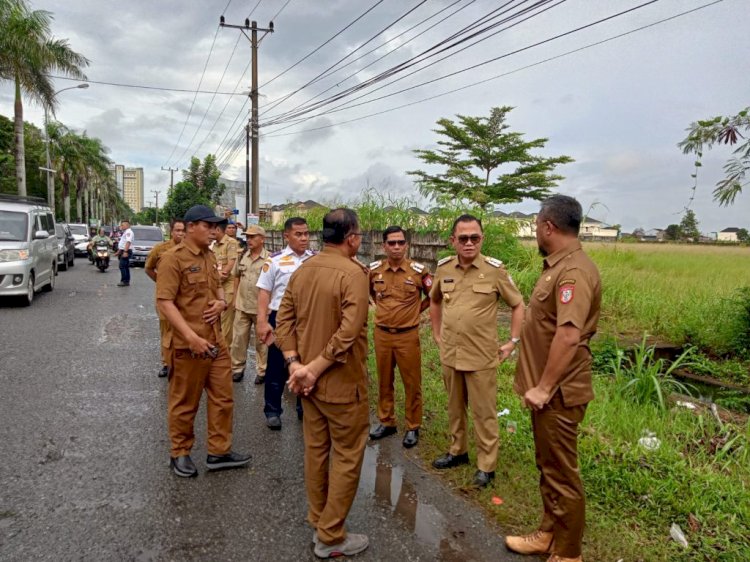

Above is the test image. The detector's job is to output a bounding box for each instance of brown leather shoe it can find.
[547,555,582,562]
[505,530,554,555]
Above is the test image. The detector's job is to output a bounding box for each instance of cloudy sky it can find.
[2,0,748,233]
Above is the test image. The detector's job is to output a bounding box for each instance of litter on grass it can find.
[670,523,689,548]
[497,408,511,417]
[638,430,661,451]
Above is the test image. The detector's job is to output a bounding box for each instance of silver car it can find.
[0,195,57,306]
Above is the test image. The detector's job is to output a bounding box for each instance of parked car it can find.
[0,194,56,306]
[55,223,75,271]
[129,225,164,267]
[69,223,90,256]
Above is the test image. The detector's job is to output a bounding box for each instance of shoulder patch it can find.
[558,278,577,286]
[369,259,381,270]
[437,255,455,267]
[484,256,503,268]
[410,261,425,273]
[270,250,282,258]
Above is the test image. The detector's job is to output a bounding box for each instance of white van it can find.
[0,195,57,306]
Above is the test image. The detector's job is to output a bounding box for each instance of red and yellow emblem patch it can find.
[559,284,575,304]
[262,262,270,273]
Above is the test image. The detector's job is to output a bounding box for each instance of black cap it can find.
[183,205,227,224]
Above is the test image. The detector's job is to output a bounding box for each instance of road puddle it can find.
[358,443,481,560]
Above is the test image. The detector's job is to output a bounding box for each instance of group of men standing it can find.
[144,194,600,562]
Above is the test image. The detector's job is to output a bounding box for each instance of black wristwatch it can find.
[284,355,301,368]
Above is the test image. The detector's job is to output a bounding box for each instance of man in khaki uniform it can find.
[276,208,370,559]
[230,225,269,383]
[212,223,239,347]
[430,214,525,488]
[145,218,186,377]
[506,195,601,562]
[368,225,432,448]
[156,205,250,478]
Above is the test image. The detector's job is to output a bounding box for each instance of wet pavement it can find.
[0,263,526,561]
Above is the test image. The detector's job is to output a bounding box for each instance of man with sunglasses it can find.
[368,226,432,448]
[505,195,600,562]
[430,214,524,488]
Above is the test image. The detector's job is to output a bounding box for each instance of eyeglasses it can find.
[456,234,482,245]
[385,240,407,247]
[348,231,364,237]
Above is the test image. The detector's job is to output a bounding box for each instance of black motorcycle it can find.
[94,241,110,272]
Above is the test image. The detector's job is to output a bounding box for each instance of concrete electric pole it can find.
[151,190,160,227]
[161,166,177,191]
[219,16,274,222]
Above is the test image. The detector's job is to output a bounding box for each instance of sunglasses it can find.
[385,240,407,247]
[456,234,482,244]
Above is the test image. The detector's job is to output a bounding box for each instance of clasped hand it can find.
[287,363,317,396]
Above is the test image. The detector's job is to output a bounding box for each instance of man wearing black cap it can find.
[156,204,251,478]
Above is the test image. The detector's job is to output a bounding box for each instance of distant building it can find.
[718,227,740,242]
[110,164,144,212]
[269,200,325,225]
[507,212,619,240]
[642,228,666,242]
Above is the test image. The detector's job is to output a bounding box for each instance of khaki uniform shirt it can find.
[212,234,239,292]
[155,239,222,350]
[431,254,524,371]
[144,238,176,271]
[275,247,370,405]
[514,240,601,407]
[235,247,269,314]
[369,259,432,328]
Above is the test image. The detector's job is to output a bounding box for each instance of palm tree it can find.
[74,135,111,224]
[0,0,89,196]
[47,121,82,223]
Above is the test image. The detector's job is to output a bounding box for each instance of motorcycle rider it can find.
[89,228,112,263]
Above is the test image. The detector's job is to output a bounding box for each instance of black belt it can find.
[376,325,418,334]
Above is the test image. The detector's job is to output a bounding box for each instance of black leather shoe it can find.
[266,416,282,430]
[473,469,495,487]
[232,370,244,382]
[402,429,419,448]
[170,455,197,478]
[254,374,265,384]
[206,451,252,471]
[432,452,469,469]
[369,424,397,440]
[158,365,169,378]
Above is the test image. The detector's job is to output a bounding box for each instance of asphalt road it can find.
[0,261,526,561]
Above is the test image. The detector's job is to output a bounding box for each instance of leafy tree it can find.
[162,180,210,221]
[664,224,681,241]
[0,113,47,197]
[679,107,749,206]
[632,227,645,239]
[0,0,89,196]
[408,106,573,206]
[679,210,700,241]
[737,228,749,243]
[162,155,225,219]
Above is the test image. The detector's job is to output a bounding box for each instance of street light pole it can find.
[43,83,89,217]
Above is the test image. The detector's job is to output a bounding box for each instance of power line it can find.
[263,0,560,126]
[263,0,724,139]
[163,25,222,167]
[259,0,474,118]
[259,1,429,118]
[258,0,386,90]
[47,75,246,95]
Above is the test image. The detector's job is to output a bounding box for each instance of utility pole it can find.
[161,166,177,192]
[220,16,273,221]
[151,190,160,227]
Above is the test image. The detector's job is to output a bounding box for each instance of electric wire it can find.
[263,0,559,126]
[263,0,722,139]
[46,75,248,95]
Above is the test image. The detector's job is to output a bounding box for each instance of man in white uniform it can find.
[117,219,134,287]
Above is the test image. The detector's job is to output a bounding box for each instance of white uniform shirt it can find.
[118,228,133,251]
[256,245,315,311]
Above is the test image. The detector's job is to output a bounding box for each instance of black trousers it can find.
[263,311,302,419]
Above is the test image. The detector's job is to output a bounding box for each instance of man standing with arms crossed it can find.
[505,195,601,562]
[231,225,269,383]
[156,205,251,478]
[276,208,370,558]
[256,217,314,430]
[212,222,239,347]
[145,218,186,377]
[116,218,133,287]
[368,226,432,448]
[430,214,525,487]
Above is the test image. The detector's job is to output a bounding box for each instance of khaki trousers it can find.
[442,366,498,472]
[166,345,234,457]
[303,395,369,545]
[159,318,169,366]
[230,310,267,375]
[532,392,587,559]
[374,327,422,429]
[220,281,235,347]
